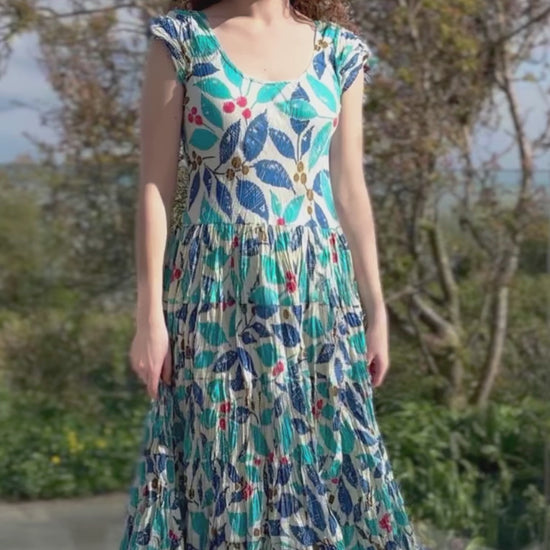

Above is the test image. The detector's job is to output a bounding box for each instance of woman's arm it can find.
[136,38,183,325]
[131,37,183,399]
[329,74,390,387]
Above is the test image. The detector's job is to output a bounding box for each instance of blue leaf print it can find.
[314,202,329,228]
[192,62,218,77]
[212,350,238,372]
[231,364,245,391]
[237,346,257,376]
[355,427,378,446]
[277,493,302,518]
[276,463,291,485]
[306,240,316,277]
[317,343,335,363]
[338,479,353,515]
[313,51,327,78]
[190,128,218,150]
[227,462,241,483]
[220,120,241,164]
[214,491,227,517]
[305,486,327,530]
[344,311,363,327]
[215,177,232,218]
[292,417,309,434]
[334,357,344,384]
[272,323,301,347]
[203,167,213,195]
[254,160,293,190]
[268,128,296,159]
[192,382,204,407]
[235,406,251,423]
[344,384,369,425]
[288,377,307,414]
[251,322,270,338]
[289,524,320,545]
[300,126,313,155]
[236,179,269,220]
[243,111,268,162]
[189,170,200,208]
[342,454,359,486]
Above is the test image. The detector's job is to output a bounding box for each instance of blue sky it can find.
[1,28,549,173]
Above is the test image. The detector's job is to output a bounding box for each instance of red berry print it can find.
[232,235,239,247]
[280,456,289,465]
[171,267,182,281]
[195,115,203,125]
[187,113,194,123]
[331,477,339,484]
[286,280,297,293]
[380,512,393,533]
[277,217,285,225]
[285,270,295,281]
[272,360,285,376]
[241,482,254,500]
[191,106,198,115]
[268,450,275,462]
[220,400,231,414]
[219,417,226,430]
[242,108,252,120]
[236,96,247,108]
[253,457,262,465]
[316,398,323,409]
[223,101,236,113]
[332,251,338,263]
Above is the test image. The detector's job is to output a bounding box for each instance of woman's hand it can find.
[365,307,390,388]
[129,318,173,400]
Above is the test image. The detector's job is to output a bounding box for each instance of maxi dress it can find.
[119,8,426,550]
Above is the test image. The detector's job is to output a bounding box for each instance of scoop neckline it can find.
[190,9,321,86]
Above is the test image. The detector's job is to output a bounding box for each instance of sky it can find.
[1,23,549,173]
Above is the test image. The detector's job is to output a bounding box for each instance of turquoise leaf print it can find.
[257,82,287,103]
[309,122,333,169]
[194,77,233,99]
[189,34,219,56]
[276,98,318,120]
[254,160,293,190]
[201,93,224,129]
[283,195,304,223]
[313,170,338,218]
[300,126,313,155]
[189,128,218,150]
[228,511,248,537]
[223,59,243,89]
[251,424,269,455]
[198,321,227,345]
[270,190,283,217]
[243,111,268,162]
[306,74,337,112]
[256,343,278,366]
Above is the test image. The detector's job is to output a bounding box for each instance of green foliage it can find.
[377,397,550,549]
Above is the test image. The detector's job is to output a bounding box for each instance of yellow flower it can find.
[50,455,61,465]
[95,438,107,449]
[66,429,84,454]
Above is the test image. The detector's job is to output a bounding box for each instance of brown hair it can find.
[166,0,359,31]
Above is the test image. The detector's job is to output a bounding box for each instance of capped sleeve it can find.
[336,27,376,94]
[147,11,189,84]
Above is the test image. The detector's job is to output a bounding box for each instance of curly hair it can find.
[166,0,359,31]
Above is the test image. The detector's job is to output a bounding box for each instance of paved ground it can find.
[0,491,128,550]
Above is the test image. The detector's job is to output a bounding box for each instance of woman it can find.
[119,0,426,548]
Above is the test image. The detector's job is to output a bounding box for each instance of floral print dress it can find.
[119,8,426,550]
